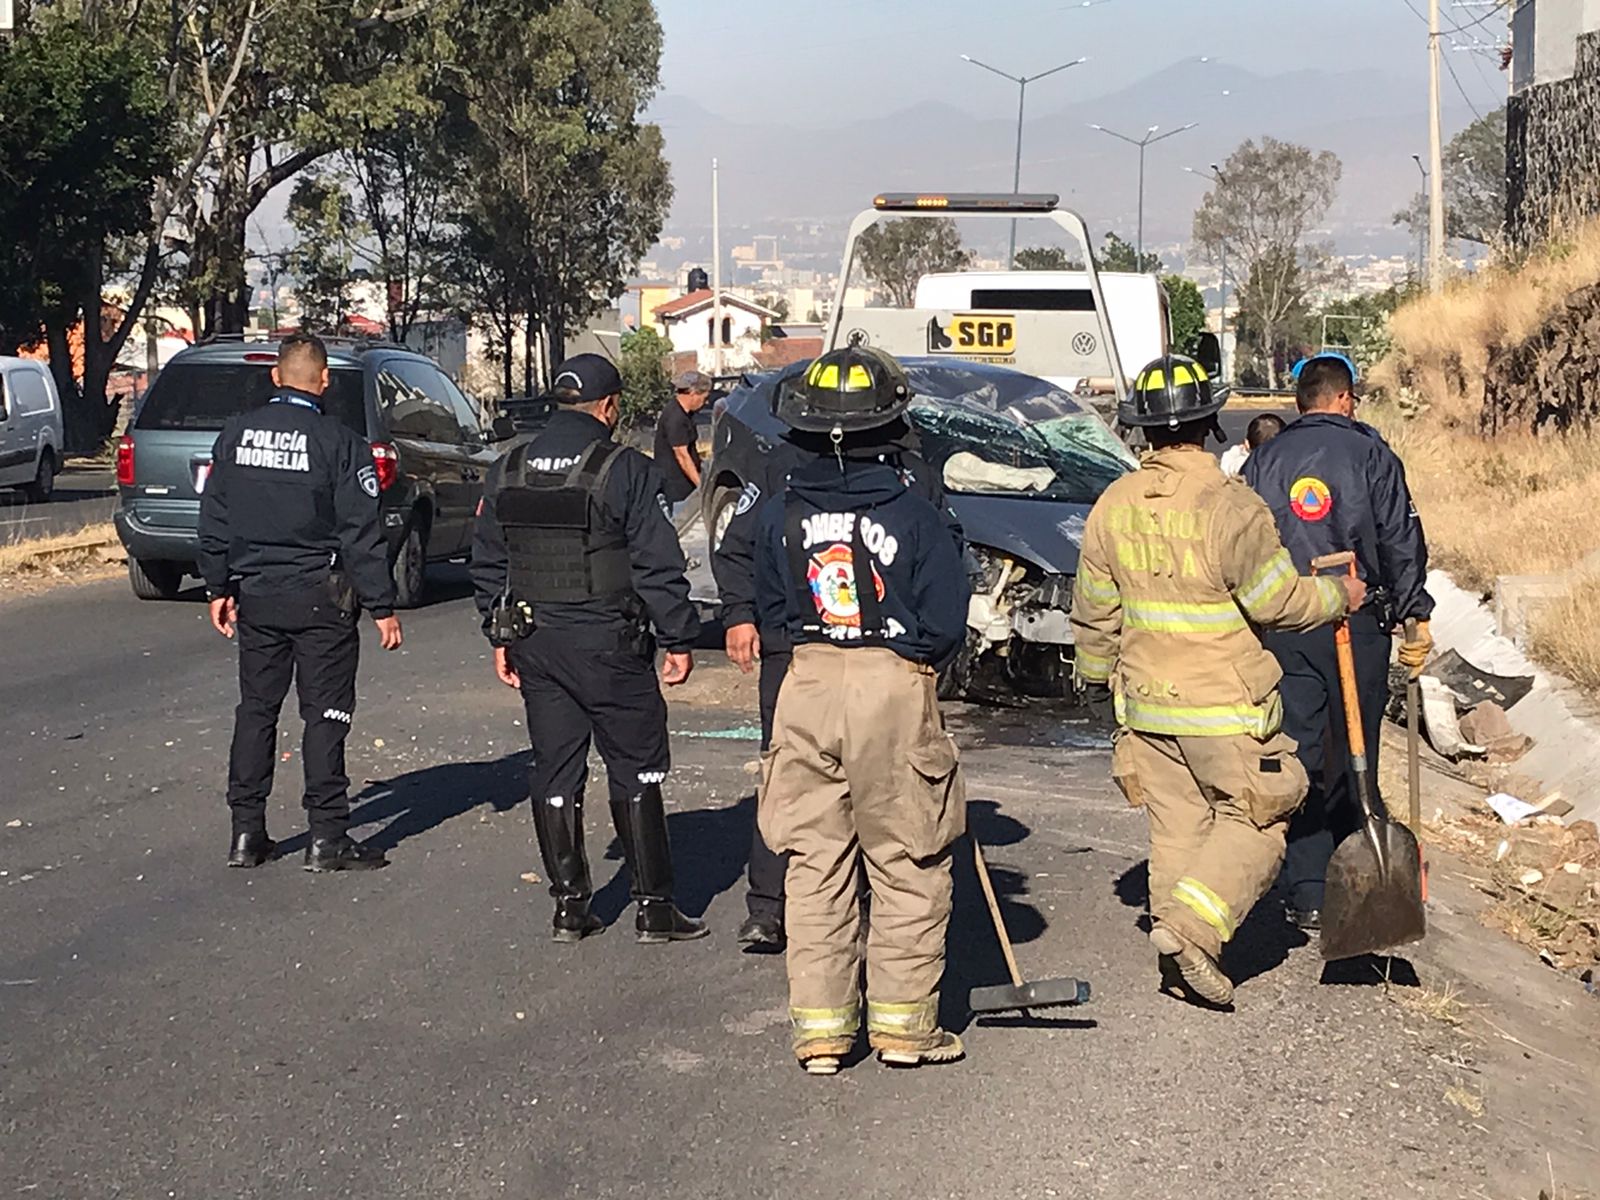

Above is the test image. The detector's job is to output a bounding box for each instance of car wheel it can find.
[709,485,740,552]
[128,557,182,601]
[391,520,428,609]
[24,455,55,503]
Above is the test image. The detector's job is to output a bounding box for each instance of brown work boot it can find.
[794,1037,855,1076]
[871,1029,965,1068]
[1150,924,1234,1007]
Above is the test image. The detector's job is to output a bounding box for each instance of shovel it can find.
[967,838,1092,1013]
[1312,552,1427,961]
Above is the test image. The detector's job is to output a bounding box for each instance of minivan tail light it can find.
[116,435,136,486]
[370,441,399,491]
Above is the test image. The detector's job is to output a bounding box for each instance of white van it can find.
[0,357,64,500]
[913,270,1170,393]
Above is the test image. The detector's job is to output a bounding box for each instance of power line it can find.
[1441,43,1486,119]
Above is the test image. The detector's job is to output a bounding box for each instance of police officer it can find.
[198,332,402,872]
[1243,353,1434,930]
[714,373,952,953]
[471,353,707,944]
[755,347,969,1074]
[1071,356,1364,1007]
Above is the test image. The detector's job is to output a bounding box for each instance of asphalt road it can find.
[0,464,117,542]
[2,569,1593,1199]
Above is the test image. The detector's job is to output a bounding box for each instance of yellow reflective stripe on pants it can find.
[1235,549,1296,616]
[1074,650,1114,683]
[1123,599,1248,635]
[790,1005,860,1040]
[1174,876,1237,941]
[866,997,938,1035]
[1123,693,1282,738]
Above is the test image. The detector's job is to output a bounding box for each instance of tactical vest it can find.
[496,440,634,607]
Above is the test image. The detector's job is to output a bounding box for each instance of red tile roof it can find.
[652,289,778,320]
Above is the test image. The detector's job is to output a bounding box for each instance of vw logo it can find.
[1071,331,1098,356]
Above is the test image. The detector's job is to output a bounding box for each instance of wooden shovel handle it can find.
[972,839,1026,989]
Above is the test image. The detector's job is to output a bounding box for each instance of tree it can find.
[1194,137,1342,388]
[855,218,972,307]
[1162,275,1208,357]
[284,176,358,332]
[1014,246,1081,271]
[1394,106,1507,249]
[0,18,172,448]
[1098,232,1161,273]
[617,327,673,426]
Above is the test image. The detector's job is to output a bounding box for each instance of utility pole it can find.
[1090,122,1198,267]
[1411,154,1430,284]
[1185,164,1229,381]
[711,157,723,376]
[1427,0,1446,290]
[961,55,1087,267]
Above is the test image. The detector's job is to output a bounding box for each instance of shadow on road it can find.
[591,792,757,924]
[1319,953,1420,988]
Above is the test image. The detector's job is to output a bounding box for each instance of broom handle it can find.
[1404,617,1422,835]
[1313,551,1378,822]
[972,839,1025,989]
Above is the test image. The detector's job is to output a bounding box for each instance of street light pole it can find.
[962,54,1087,266]
[1090,121,1198,266]
[1427,0,1446,290]
[1186,163,1229,381]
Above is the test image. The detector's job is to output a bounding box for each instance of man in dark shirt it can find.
[653,370,711,513]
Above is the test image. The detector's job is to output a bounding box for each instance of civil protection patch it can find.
[1289,476,1333,522]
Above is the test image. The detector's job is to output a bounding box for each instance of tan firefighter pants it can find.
[760,645,966,1052]
[1112,729,1309,958]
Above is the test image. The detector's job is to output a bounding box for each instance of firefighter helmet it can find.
[1118,354,1224,429]
[773,346,912,434]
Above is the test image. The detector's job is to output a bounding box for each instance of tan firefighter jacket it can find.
[1070,446,1347,738]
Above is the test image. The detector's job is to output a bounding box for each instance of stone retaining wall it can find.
[1508,32,1600,249]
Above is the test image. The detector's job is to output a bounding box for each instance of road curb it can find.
[0,525,121,577]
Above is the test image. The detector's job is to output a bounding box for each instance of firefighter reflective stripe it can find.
[1174,877,1236,941]
[1312,575,1347,618]
[790,1004,861,1041]
[1075,649,1114,683]
[1235,549,1297,616]
[865,997,939,1035]
[1075,569,1120,605]
[1121,693,1283,738]
[1124,598,1248,634]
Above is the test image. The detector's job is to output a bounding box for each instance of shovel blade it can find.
[1321,818,1426,961]
[968,976,1091,1014]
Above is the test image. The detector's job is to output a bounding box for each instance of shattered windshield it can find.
[899,360,1134,504]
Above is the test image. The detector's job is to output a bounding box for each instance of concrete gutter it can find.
[1426,568,1600,825]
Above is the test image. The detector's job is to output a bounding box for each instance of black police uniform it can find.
[1243,411,1433,915]
[197,386,395,867]
[471,405,705,941]
[712,430,954,933]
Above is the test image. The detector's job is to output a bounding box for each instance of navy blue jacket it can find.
[1243,411,1433,622]
[756,458,968,669]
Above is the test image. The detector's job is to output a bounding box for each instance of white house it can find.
[652,289,778,372]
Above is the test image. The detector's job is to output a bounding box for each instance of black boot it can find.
[227,830,276,868]
[736,913,786,952]
[531,792,599,942]
[303,835,388,872]
[610,785,708,944]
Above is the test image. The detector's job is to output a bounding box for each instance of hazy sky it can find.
[655,0,1511,126]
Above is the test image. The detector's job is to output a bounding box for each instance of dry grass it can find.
[1527,574,1600,693]
[1364,409,1600,592]
[1442,1083,1486,1118]
[1371,219,1600,429]
[1385,975,1470,1027]
[0,523,121,590]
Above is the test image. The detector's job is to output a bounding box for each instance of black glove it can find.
[1080,682,1115,723]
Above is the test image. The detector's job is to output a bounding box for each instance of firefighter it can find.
[1070,355,1365,1007]
[197,332,402,872]
[714,376,953,953]
[1243,353,1434,930]
[470,353,707,945]
[754,347,969,1074]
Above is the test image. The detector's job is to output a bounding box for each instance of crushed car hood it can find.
[946,495,1090,574]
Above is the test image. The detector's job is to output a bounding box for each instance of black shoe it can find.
[553,899,605,944]
[227,831,276,868]
[636,899,708,944]
[1288,907,1322,932]
[737,914,786,952]
[303,835,388,872]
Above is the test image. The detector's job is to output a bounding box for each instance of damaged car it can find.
[701,356,1136,699]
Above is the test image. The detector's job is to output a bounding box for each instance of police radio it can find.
[489,587,534,645]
